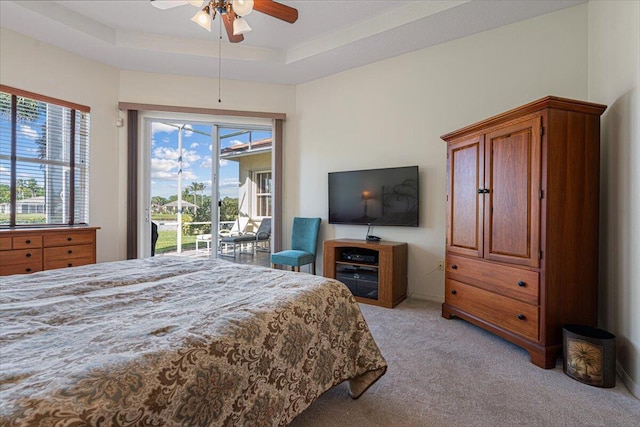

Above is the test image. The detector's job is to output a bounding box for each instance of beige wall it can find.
[237,151,272,228]
[295,5,589,301]
[1,0,638,396]
[0,29,295,261]
[588,0,640,398]
[0,28,121,262]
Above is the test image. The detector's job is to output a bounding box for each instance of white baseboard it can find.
[617,360,640,399]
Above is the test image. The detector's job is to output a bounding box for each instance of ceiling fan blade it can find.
[150,0,189,10]
[223,13,245,43]
[253,0,298,24]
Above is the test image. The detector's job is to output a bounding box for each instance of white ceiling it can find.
[0,0,585,85]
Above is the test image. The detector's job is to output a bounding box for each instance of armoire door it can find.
[483,117,541,267]
[447,135,484,258]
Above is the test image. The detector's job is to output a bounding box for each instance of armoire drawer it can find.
[446,254,539,305]
[445,279,539,341]
[44,244,94,262]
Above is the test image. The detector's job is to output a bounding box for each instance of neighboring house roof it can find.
[221,138,272,160]
[14,196,45,205]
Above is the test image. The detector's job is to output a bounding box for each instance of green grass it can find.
[0,213,47,224]
[152,213,178,221]
[155,230,197,254]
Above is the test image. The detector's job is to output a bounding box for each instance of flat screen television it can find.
[328,166,419,226]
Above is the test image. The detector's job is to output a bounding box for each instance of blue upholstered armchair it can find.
[270,217,321,274]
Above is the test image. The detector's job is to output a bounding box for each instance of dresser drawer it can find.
[0,262,43,275]
[44,257,94,271]
[44,244,94,262]
[0,237,11,251]
[446,254,539,304]
[12,236,43,249]
[446,279,539,341]
[44,231,95,247]
[0,248,43,266]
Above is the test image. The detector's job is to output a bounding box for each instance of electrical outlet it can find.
[437,260,444,271]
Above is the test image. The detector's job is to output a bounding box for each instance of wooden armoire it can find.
[441,96,606,368]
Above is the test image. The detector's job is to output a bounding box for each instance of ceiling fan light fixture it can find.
[233,16,252,35]
[191,6,212,32]
[232,0,254,17]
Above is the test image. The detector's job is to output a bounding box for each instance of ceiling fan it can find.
[150,0,298,43]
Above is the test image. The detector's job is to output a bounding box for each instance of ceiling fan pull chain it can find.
[218,15,222,103]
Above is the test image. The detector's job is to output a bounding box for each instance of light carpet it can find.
[290,299,640,426]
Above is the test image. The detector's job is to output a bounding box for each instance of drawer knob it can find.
[451,289,457,295]
[68,250,73,254]
[26,239,31,244]
[26,268,31,272]
[517,280,526,287]
[26,253,31,258]
[67,237,72,241]
[68,263,73,267]
[517,313,526,320]
[451,264,458,270]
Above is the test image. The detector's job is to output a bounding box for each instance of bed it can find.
[0,257,387,426]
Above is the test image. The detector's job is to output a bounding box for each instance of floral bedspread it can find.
[0,257,387,426]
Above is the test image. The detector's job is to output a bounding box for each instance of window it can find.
[254,170,272,218]
[0,86,90,227]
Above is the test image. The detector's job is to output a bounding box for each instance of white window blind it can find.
[0,86,90,227]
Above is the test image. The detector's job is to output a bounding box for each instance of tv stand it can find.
[323,239,407,308]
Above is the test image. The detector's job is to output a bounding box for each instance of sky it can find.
[150,121,271,201]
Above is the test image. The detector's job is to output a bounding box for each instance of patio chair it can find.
[219,215,250,237]
[196,215,250,252]
[270,217,321,274]
[219,218,271,258]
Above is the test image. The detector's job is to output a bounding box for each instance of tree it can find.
[151,196,168,213]
[220,197,238,222]
[25,178,40,198]
[187,183,198,207]
[16,179,26,200]
[185,198,211,235]
[0,93,40,122]
[188,181,207,207]
[0,184,10,204]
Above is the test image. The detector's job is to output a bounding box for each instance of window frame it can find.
[0,85,91,228]
[252,169,272,219]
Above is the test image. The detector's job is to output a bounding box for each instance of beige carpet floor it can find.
[290,299,640,427]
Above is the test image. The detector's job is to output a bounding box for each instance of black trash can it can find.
[563,324,616,388]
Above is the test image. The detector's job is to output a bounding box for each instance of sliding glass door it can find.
[139,118,215,257]
[217,126,272,259]
[137,112,273,260]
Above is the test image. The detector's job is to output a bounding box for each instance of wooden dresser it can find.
[441,96,606,368]
[0,227,99,276]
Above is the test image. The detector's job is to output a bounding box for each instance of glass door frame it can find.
[137,112,273,258]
